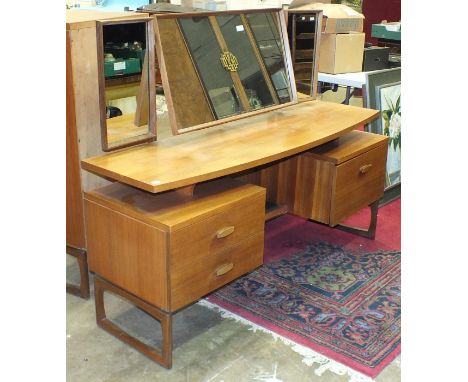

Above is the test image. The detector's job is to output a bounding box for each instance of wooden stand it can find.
[94,276,173,368]
[85,179,265,368]
[336,200,379,239]
[66,246,90,299]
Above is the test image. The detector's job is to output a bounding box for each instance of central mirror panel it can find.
[178,16,244,119]
[155,9,296,134]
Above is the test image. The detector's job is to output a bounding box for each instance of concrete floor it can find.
[67,257,400,382]
[67,89,400,381]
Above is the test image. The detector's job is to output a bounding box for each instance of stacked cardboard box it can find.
[290,3,365,74]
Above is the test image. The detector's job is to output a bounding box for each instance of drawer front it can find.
[170,233,264,310]
[171,195,265,261]
[331,143,388,225]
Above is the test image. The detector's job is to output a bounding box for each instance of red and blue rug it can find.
[208,199,401,378]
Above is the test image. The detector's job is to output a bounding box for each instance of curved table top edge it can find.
[82,100,379,193]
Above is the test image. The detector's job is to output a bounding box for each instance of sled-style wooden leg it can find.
[335,200,379,239]
[66,246,90,299]
[94,276,173,368]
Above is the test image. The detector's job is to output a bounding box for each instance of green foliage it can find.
[382,93,401,151]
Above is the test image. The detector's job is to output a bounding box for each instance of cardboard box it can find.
[290,3,364,34]
[318,32,365,74]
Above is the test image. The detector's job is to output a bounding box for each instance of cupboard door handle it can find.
[216,226,235,239]
[214,263,234,277]
[359,164,372,174]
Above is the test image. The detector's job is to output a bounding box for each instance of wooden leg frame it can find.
[66,246,90,299]
[94,276,173,368]
[335,200,379,239]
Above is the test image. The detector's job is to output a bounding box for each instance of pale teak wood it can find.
[82,100,379,194]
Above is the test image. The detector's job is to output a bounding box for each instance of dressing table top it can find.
[82,100,379,193]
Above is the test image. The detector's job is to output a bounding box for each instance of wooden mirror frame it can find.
[96,18,157,152]
[285,9,323,100]
[154,9,298,135]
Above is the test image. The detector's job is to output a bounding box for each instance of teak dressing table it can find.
[69,8,387,368]
[82,101,384,368]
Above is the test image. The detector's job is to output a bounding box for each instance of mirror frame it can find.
[96,17,157,152]
[154,9,298,135]
[285,9,323,100]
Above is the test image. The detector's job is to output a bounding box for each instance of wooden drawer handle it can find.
[216,226,235,239]
[359,164,373,174]
[214,263,234,277]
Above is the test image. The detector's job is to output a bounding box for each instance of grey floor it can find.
[67,89,400,381]
[66,256,400,382]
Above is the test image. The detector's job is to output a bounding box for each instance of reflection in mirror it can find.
[216,14,276,110]
[99,20,156,151]
[178,16,244,119]
[156,10,296,134]
[286,11,322,98]
[246,12,292,103]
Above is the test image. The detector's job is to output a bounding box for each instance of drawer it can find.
[170,194,265,261]
[170,233,264,310]
[330,143,387,225]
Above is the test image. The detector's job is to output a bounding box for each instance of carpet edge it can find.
[198,299,378,382]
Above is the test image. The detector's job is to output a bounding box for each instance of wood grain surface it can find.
[330,143,388,225]
[66,10,147,30]
[306,130,388,164]
[70,26,112,192]
[82,100,379,193]
[66,30,86,249]
[84,178,265,311]
[84,178,265,231]
[85,199,170,309]
[171,233,264,310]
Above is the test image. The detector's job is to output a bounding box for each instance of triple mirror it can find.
[97,18,156,151]
[154,9,297,134]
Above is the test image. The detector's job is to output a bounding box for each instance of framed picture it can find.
[363,68,401,190]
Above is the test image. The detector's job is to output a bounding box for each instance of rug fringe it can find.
[198,299,374,382]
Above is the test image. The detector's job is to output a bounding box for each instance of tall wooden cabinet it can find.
[66,10,152,298]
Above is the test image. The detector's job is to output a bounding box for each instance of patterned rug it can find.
[208,202,401,379]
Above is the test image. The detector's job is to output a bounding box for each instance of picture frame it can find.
[363,68,401,190]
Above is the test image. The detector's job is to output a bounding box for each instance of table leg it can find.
[94,276,173,368]
[335,200,379,239]
[66,246,90,299]
[341,86,357,105]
